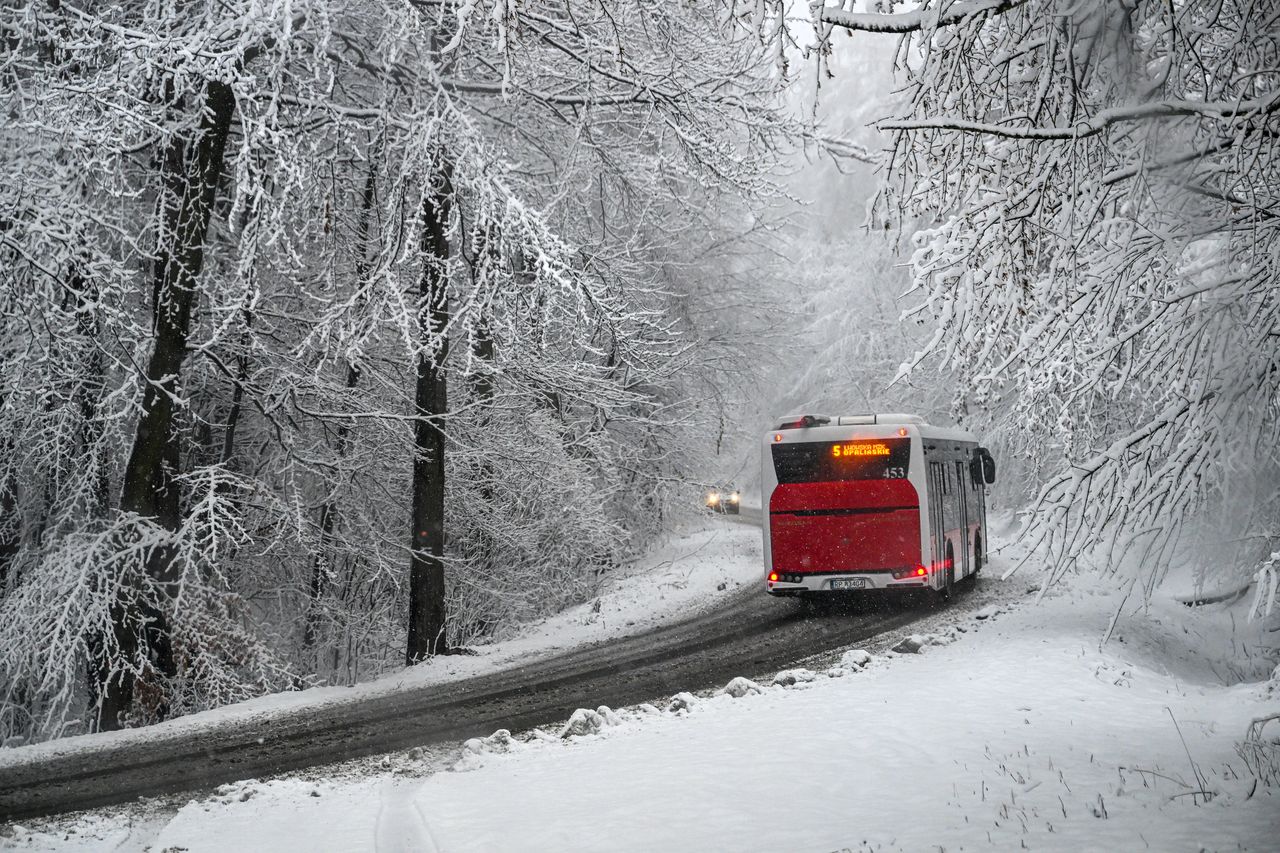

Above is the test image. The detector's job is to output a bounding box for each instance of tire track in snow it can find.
[374,779,440,853]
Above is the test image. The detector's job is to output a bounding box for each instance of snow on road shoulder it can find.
[0,518,761,771]
[18,572,1277,852]
[527,517,763,643]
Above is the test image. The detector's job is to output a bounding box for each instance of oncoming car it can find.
[705,487,741,515]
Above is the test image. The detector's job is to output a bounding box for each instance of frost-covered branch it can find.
[880,92,1280,139]
[819,0,1033,34]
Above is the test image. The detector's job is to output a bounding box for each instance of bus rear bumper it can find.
[766,573,930,595]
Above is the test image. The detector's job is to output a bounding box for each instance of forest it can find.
[1,0,1276,745]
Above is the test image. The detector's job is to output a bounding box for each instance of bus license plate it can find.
[831,578,868,590]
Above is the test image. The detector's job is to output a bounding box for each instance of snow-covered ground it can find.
[0,517,763,772]
[6,545,1278,851]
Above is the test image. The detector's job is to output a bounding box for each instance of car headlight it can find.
[729,492,740,503]
[706,493,720,504]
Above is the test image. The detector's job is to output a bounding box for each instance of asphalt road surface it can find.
[0,508,998,821]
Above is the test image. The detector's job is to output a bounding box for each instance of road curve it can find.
[0,512,989,821]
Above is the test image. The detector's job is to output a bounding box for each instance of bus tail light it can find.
[768,572,778,582]
[892,565,928,580]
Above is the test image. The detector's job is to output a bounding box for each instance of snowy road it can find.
[0,510,1000,821]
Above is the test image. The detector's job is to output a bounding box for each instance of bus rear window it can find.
[772,438,910,483]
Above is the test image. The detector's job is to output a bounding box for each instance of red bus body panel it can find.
[768,479,922,573]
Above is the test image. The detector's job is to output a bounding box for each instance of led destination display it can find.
[773,438,910,483]
[831,442,891,459]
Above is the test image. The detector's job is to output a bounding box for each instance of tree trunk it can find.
[68,261,114,712]
[406,161,453,664]
[468,232,498,607]
[81,339,110,519]
[0,455,15,594]
[101,78,235,731]
[468,224,497,396]
[304,361,359,653]
[306,155,380,655]
[219,323,251,471]
[0,367,15,595]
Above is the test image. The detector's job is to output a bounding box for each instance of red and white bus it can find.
[762,413,995,600]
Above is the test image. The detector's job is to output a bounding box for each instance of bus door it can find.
[954,460,969,578]
[927,461,946,578]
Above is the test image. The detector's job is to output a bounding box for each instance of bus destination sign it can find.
[831,442,891,459]
[772,437,910,483]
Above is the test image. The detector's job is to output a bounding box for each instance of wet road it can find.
[0,511,993,821]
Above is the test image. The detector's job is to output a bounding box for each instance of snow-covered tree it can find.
[776,0,1280,597]
[0,0,795,739]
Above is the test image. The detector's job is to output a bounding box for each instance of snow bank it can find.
[717,677,764,698]
[839,648,872,669]
[770,668,818,686]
